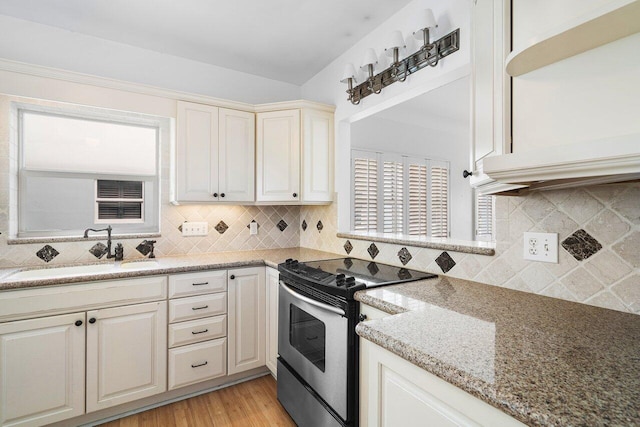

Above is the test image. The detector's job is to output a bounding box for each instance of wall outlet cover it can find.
[249,221,258,235]
[523,232,558,263]
[182,221,208,236]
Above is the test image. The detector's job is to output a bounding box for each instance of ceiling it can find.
[0,0,413,85]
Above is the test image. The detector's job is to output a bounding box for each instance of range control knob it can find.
[336,274,346,286]
[345,277,357,288]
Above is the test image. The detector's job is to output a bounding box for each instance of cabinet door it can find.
[256,110,301,202]
[301,108,334,202]
[227,267,266,375]
[86,301,167,413]
[470,0,511,187]
[265,267,279,377]
[218,108,256,202]
[176,101,219,201]
[0,312,85,427]
[362,340,524,427]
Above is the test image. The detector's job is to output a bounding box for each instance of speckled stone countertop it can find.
[0,247,339,291]
[355,277,640,427]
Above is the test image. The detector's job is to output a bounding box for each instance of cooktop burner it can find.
[278,257,436,299]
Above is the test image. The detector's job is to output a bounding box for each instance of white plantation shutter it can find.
[430,164,449,238]
[352,153,378,231]
[351,150,450,238]
[382,159,404,233]
[476,194,493,238]
[407,161,428,236]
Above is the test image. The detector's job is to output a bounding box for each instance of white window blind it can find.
[352,155,378,231]
[430,165,449,238]
[382,160,404,233]
[476,194,493,238]
[407,162,428,236]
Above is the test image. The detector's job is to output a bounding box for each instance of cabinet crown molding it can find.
[0,58,334,113]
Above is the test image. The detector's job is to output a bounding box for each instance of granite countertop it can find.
[0,247,339,291]
[355,277,640,426]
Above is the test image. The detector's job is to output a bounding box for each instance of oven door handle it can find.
[279,281,346,316]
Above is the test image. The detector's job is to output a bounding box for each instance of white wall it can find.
[0,14,301,104]
[300,0,471,231]
[351,117,473,240]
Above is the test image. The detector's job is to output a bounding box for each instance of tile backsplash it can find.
[0,205,300,269]
[300,183,640,315]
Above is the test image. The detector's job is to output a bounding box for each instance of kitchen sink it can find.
[119,260,160,270]
[8,263,117,280]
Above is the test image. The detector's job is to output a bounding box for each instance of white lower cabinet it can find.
[0,276,168,427]
[265,267,279,377]
[86,301,167,413]
[167,270,229,391]
[0,312,86,427]
[168,338,227,390]
[227,266,266,375]
[361,339,524,427]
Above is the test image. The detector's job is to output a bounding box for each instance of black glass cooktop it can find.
[278,257,436,299]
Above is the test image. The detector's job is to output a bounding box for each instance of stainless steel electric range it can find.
[276,257,436,427]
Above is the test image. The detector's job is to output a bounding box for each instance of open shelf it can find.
[505,0,640,77]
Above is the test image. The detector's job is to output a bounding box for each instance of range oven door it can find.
[278,280,349,421]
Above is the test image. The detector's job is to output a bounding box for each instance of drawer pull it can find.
[191,361,208,368]
[191,329,209,335]
[192,305,209,311]
[192,282,209,286]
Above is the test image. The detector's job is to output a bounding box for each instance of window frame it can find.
[16,103,162,238]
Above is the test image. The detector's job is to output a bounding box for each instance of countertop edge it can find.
[337,232,496,256]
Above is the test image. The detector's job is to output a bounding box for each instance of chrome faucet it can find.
[83,225,117,259]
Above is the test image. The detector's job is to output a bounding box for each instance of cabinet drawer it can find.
[0,276,167,323]
[169,270,227,298]
[168,338,227,390]
[168,315,227,348]
[169,293,227,323]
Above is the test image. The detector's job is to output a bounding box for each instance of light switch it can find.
[182,221,208,236]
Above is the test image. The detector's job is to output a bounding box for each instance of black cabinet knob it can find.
[213,192,218,197]
[230,274,235,280]
[75,320,83,327]
[359,314,367,322]
[220,193,225,198]
[463,170,473,178]
[292,193,298,198]
[89,318,96,324]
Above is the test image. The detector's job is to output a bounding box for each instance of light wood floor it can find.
[99,375,295,427]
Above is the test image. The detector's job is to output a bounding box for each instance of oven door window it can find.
[289,305,326,372]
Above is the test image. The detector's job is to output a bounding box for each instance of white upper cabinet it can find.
[481,0,640,190]
[218,108,256,202]
[256,107,334,203]
[256,109,301,202]
[469,0,521,193]
[176,101,255,202]
[301,108,334,202]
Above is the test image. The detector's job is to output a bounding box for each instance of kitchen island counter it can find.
[355,276,640,426]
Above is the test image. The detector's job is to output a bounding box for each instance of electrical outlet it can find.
[249,221,258,235]
[523,232,558,263]
[182,221,208,236]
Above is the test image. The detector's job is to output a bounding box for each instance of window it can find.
[352,153,378,231]
[475,193,494,241]
[430,164,449,238]
[96,180,144,222]
[18,105,161,238]
[352,150,449,237]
